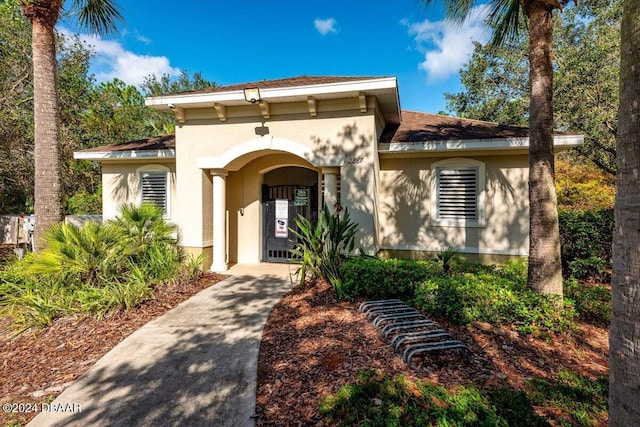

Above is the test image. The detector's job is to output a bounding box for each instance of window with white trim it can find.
[431,159,485,226]
[437,168,478,220]
[137,165,170,218]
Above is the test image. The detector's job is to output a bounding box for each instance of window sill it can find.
[430,219,486,228]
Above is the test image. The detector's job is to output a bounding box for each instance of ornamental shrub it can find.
[558,208,614,280]
[412,260,573,334]
[290,204,358,298]
[340,257,439,300]
[0,204,189,332]
[564,278,611,325]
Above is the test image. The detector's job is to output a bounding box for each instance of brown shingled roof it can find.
[380,110,530,143]
[163,75,387,96]
[78,111,536,154]
[79,134,175,153]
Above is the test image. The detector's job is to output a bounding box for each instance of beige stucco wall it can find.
[226,154,319,264]
[173,98,382,267]
[378,154,530,257]
[101,161,177,222]
[99,95,534,268]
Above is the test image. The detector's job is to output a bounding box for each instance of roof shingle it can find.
[380,110,530,143]
[79,134,175,153]
[77,111,539,155]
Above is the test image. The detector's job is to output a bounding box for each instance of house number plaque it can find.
[346,157,364,164]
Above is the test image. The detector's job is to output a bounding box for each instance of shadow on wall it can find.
[486,165,529,255]
[36,274,290,427]
[310,122,377,249]
[379,159,529,258]
[111,172,137,206]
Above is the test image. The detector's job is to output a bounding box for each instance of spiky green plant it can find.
[109,203,179,260]
[289,212,325,286]
[290,205,358,298]
[0,204,190,331]
[437,246,459,274]
[21,221,122,287]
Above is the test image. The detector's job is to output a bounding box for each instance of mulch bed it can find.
[0,272,225,426]
[255,280,609,426]
[1,271,609,426]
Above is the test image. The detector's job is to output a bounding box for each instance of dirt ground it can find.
[254,280,609,426]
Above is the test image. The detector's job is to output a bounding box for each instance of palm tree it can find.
[609,0,640,424]
[421,0,571,296]
[21,0,122,251]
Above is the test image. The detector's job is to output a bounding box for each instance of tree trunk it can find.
[29,3,64,251]
[525,2,563,297]
[609,0,640,424]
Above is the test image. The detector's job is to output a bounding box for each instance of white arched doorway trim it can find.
[197,136,322,171]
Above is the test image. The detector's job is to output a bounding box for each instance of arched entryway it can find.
[261,166,319,262]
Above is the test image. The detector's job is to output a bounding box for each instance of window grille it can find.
[141,171,167,213]
[437,167,478,220]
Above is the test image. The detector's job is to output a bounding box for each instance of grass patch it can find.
[320,370,607,426]
[526,370,609,426]
[320,370,509,426]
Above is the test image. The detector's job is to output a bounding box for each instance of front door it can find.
[262,184,317,262]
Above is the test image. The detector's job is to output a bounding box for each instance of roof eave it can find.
[378,134,584,155]
[145,77,401,124]
[73,149,176,161]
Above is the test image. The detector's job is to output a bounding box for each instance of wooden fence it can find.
[0,215,102,245]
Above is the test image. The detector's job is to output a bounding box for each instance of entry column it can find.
[322,167,340,210]
[211,169,228,272]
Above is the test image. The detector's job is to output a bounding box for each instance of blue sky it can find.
[59,1,491,114]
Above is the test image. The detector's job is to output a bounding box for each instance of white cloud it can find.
[314,17,338,35]
[61,29,180,86]
[406,5,489,84]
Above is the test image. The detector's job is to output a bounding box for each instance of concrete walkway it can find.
[29,263,295,427]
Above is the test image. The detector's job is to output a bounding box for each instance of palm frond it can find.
[419,0,525,48]
[70,0,122,35]
[418,0,477,22]
[487,0,525,47]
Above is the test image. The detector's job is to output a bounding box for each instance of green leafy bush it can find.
[341,257,571,334]
[340,257,439,300]
[564,278,611,325]
[0,204,188,332]
[413,261,573,334]
[66,188,102,215]
[559,209,614,280]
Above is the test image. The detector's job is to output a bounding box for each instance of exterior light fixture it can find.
[243,87,261,104]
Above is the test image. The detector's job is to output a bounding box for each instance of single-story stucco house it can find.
[74,75,583,272]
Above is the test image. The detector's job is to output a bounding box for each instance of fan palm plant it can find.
[23,220,122,287]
